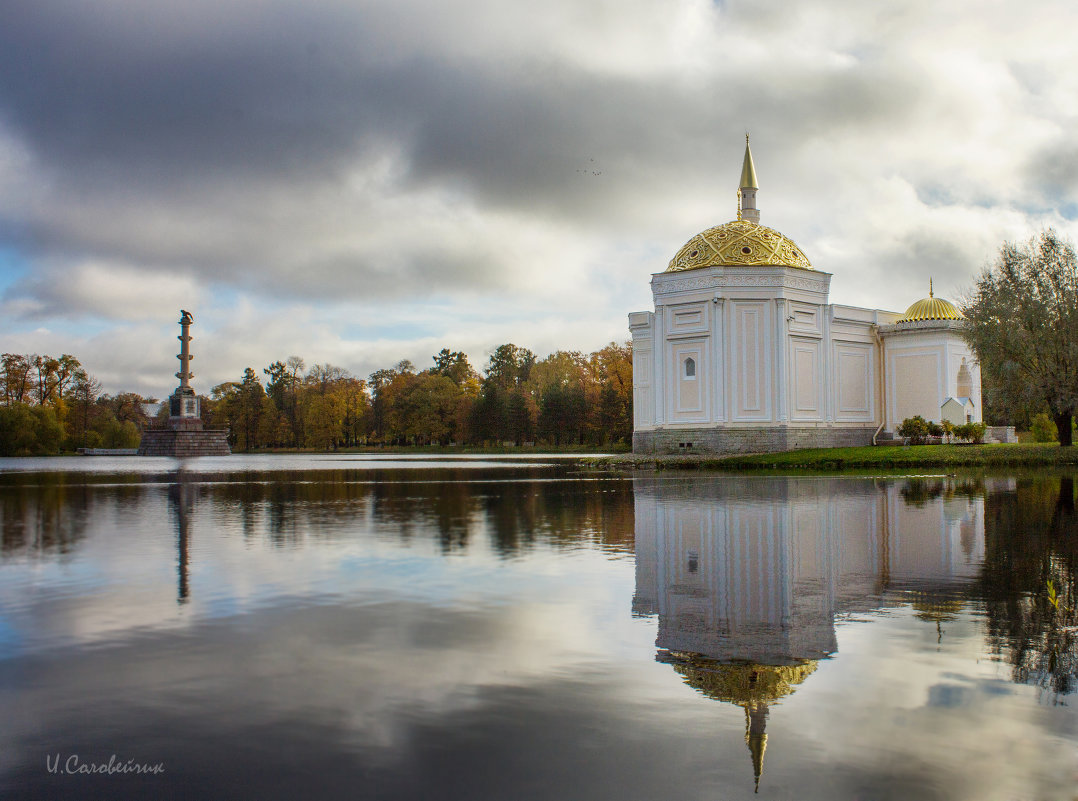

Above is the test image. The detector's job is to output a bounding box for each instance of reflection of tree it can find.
[481,478,634,557]
[1,467,636,570]
[981,475,1078,701]
[0,473,91,554]
[186,467,636,557]
[901,477,985,508]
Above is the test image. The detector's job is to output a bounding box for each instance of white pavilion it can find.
[629,138,984,455]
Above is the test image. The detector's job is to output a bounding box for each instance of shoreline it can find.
[581,443,1078,471]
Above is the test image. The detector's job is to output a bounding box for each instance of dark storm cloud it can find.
[0,0,921,232]
[0,1,417,186]
[0,0,1072,351]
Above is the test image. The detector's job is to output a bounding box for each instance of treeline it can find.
[0,353,149,455]
[0,343,634,455]
[208,342,632,450]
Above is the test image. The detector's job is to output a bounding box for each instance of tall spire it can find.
[745,702,769,793]
[740,134,759,189]
[739,134,760,224]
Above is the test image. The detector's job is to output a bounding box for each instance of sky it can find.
[2,0,1077,397]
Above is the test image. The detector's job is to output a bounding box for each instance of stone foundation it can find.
[138,430,232,457]
[633,426,877,456]
[985,426,1018,444]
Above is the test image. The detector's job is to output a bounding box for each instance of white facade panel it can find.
[790,338,822,421]
[670,341,707,419]
[834,344,873,421]
[732,301,772,421]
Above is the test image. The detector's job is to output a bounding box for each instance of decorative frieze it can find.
[654,272,829,295]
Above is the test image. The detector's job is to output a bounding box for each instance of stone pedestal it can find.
[138,429,231,457]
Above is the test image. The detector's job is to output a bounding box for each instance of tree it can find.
[431,349,479,387]
[590,341,633,445]
[484,344,534,390]
[963,230,1078,446]
[1,354,34,404]
[530,351,590,445]
[237,367,266,450]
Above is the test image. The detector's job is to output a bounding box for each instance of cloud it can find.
[2,0,1078,390]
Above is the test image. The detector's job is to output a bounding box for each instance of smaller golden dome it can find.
[666,220,813,273]
[898,282,965,323]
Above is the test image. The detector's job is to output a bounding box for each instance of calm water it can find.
[1,456,1077,800]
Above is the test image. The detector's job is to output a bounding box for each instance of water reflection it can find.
[168,475,195,604]
[632,475,1009,791]
[981,475,1078,700]
[1,461,1078,798]
[1,466,635,561]
[0,477,92,554]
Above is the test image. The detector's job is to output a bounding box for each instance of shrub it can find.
[898,415,930,445]
[31,406,63,454]
[101,419,140,449]
[0,404,38,455]
[953,422,987,444]
[927,420,944,437]
[1031,412,1058,443]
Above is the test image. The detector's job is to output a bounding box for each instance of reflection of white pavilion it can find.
[632,475,990,791]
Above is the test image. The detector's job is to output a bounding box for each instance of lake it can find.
[1,455,1077,800]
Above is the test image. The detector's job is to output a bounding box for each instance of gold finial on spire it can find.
[740,135,759,190]
[737,188,743,221]
[930,277,934,298]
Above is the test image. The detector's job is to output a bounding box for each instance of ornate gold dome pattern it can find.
[898,295,965,323]
[666,220,813,273]
[664,653,818,706]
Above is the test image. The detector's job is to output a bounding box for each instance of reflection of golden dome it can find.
[666,220,813,273]
[663,652,817,794]
[664,652,817,705]
[898,281,965,322]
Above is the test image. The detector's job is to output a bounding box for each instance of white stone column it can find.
[654,305,665,425]
[775,299,788,423]
[712,296,725,422]
[823,306,835,423]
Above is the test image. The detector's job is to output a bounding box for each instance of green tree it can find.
[964,230,1078,446]
[485,344,534,390]
[432,349,478,386]
[395,373,459,445]
[236,367,266,450]
[31,405,63,453]
[530,351,590,445]
[0,403,38,455]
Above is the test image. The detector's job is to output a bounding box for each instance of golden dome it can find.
[666,220,813,273]
[898,282,965,323]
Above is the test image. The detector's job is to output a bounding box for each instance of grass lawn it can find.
[585,443,1078,471]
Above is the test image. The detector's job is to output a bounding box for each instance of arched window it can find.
[684,357,696,378]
